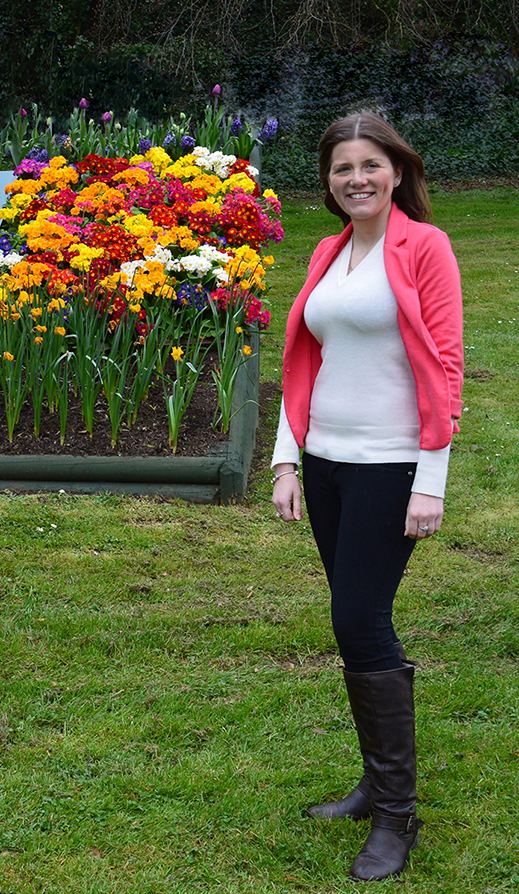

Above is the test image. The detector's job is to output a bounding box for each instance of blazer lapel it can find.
[286,224,352,346]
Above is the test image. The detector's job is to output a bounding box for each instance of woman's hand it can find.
[405,492,444,539]
[272,464,303,522]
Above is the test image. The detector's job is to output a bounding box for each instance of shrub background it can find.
[1,0,518,184]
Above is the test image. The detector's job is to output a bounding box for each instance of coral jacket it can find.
[282,203,464,451]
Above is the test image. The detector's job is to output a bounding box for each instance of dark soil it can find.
[0,377,227,457]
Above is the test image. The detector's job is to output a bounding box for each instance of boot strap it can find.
[371,810,421,834]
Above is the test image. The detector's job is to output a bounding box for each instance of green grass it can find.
[0,189,518,893]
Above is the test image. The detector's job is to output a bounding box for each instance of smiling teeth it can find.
[349,193,372,199]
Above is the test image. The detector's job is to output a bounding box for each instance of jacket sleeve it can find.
[414,228,464,429]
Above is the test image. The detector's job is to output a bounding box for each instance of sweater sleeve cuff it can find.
[271,396,300,468]
[411,444,451,498]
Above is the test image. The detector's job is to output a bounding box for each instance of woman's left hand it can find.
[404,492,444,539]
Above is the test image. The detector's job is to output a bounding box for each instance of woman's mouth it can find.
[347,192,374,200]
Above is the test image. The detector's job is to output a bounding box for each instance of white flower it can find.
[148,245,172,265]
[173,255,213,277]
[193,148,237,179]
[247,164,259,178]
[199,244,231,264]
[214,267,229,283]
[120,258,146,285]
[0,251,24,268]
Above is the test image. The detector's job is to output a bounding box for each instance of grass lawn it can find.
[0,189,517,894]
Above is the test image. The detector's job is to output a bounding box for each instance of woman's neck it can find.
[350,204,392,246]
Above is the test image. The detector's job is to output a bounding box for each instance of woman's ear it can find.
[394,165,403,187]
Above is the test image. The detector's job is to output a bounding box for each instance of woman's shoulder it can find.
[406,217,452,248]
[307,230,347,271]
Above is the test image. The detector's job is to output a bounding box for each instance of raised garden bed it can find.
[0,333,259,503]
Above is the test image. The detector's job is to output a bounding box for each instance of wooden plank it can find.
[0,454,223,484]
[0,480,220,502]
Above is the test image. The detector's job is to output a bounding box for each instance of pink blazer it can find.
[282,203,464,451]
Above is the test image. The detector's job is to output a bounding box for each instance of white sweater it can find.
[271,236,451,497]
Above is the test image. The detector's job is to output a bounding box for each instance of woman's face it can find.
[328,138,402,225]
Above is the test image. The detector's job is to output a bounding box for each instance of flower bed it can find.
[0,145,282,470]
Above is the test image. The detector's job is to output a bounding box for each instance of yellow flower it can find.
[242,345,253,356]
[35,325,47,333]
[3,351,14,361]
[263,255,275,266]
[34,336,44,345]
[219,172,256,195]
[171,346,184,362]
[112,167,150,186]
[54,326,66,336]
[30,306,43,319]
[235,326,243,334]
[47,298,66,312]
[129,303,141,313]
[263,188,278,200]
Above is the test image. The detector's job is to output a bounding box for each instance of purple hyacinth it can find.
[230,117,243,136]
[163,132,176,149]
[26,146,49,163]
[55,133,68,147]
[180,134,196,150]
[258,117,279,142]
[175,282,210,310]
[138,137,152,153]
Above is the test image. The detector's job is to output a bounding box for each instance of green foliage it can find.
[236,40,519,187]
[1,2,517,182]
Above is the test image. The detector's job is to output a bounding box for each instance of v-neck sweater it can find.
[271,236,451,497]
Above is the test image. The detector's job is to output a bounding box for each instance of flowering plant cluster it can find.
[0,142,283,450]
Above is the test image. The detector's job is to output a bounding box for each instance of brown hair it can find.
[319,112,432,224]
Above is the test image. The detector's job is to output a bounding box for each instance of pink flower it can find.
[19,108,28,118]
[101,111,112,124]
[211,84,222,96]
[79,98,89,110]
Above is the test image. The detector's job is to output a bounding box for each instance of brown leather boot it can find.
[344,663,423,881]
[306,641,411,822]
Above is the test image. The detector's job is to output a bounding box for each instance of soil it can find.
[0,376,227,458]
[0,372,281,460]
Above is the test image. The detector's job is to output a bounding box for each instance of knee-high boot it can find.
[306,641,410,821]
[344,663,422,881]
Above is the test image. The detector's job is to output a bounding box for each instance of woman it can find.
[271,112,463,881]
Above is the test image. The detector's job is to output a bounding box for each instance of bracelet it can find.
[272,469,299,485]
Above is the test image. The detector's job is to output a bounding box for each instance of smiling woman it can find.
[328,139,401,272]
[270,111,464,882]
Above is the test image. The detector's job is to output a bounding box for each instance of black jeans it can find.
[302,451,417,673]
